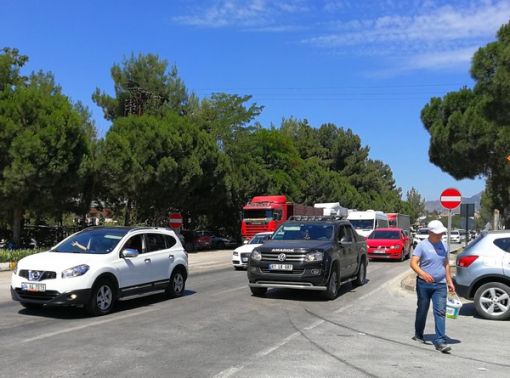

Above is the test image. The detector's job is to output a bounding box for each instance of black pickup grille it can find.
[261,252,306,262]
[260,268,304,274]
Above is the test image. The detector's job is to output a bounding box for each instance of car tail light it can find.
[458,255,478,267]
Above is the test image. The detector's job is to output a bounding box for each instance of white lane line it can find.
[212,285,247,296]
[334,268,410,314]
[213,366,244,378]
[214,307,327,376]
[22,308,156,343]
[255,331,300,358]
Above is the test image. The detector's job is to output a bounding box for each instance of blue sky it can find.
[2,0,509,201]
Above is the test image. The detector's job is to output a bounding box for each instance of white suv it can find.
[11,227,188,315]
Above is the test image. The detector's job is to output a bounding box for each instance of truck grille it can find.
[261,252,306,262]
[245,224,269,238]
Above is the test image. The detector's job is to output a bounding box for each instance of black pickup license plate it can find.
[269,264,293,271]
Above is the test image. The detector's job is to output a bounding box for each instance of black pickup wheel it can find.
[323,270,339,300]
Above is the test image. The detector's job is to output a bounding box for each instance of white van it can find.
[347,210,389,238]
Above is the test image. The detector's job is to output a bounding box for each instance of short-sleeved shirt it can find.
[413,239,449,283]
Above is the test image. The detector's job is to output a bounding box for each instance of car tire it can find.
[217,242,225,249]
[474,282,510,320]
[234,266,243,271]
[399,250,405,262]
[166,269,186,298]
[323,269,339,300]
[20,302,43,310]
[250,287,267,296]
[353,258,367,287]
[86,278,116,316]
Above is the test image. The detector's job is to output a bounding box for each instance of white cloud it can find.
[303,0,510,70]
[173,0,309,29]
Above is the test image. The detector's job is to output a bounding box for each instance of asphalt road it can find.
[0,250,508,377]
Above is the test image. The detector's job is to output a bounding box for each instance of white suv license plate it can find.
[21,282,46,292]
[269,264,293,271]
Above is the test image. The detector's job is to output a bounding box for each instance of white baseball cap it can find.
[427,220,447,234]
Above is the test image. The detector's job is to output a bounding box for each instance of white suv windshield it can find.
[52,228,129,254]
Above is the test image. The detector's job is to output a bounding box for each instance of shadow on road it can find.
[256,280,370,302]
[16,289,197,319]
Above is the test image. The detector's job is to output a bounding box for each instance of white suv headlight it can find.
[62,264,89,279]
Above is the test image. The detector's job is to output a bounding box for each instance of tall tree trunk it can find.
[12,207,23,247]
[124,199,132,226]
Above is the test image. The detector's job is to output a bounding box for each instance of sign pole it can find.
[447,209,452,253]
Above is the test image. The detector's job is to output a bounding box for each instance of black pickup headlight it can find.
[305,250,324,262]
[251,249,262,261]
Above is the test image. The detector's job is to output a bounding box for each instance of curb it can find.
[0,262,11,272]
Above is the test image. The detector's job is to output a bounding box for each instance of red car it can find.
[366,227,411,261]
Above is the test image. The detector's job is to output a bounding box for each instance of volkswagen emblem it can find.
[28,270,42,281]
[277,253,286,262]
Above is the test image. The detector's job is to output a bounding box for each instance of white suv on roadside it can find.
[11,226,188,315]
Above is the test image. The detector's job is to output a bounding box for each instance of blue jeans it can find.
[415,278,447,345]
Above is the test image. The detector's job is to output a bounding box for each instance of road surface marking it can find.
[22,308,156,343]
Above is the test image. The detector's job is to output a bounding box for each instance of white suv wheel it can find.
[96,284,113,311]
[475,282,510,320]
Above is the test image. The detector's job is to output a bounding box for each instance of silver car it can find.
[454,230,510,320]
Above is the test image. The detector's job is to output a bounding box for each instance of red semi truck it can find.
[387,213,411,231]
[241,195,322,241]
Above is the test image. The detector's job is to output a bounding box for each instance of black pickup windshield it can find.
[51,228,129,254]
[273,224,333,241]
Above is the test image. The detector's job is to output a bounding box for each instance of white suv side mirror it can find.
[122,248,139,258]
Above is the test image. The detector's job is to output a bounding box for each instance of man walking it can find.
[410,220,455,353]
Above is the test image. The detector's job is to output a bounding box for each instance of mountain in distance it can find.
[425,191,482,213]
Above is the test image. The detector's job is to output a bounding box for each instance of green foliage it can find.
[0,48,96,243]
[0,248,41,263]
[404,187,426,223]
[1,49,410,240]
[92,53,190,120]
[421,21,510,227]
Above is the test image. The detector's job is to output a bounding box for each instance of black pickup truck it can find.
[247,216,368,300]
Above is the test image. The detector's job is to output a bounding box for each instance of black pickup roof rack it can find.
[288,215,345,221]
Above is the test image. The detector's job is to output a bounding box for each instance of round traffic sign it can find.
[440,188,462,210]
[168,213,183,229]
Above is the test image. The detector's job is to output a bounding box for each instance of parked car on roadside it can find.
[366,228,411,261]
[10,226,188,316]
[181,230,214,251]
[211,235,238,249]
[232,232,272,270]
[454,230,510,320]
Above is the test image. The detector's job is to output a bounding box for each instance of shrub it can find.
[0,249,42,263]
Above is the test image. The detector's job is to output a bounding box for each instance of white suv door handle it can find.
[144,258,151,263]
